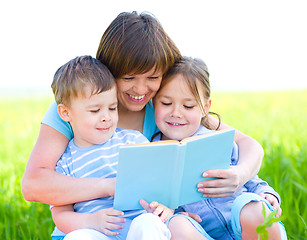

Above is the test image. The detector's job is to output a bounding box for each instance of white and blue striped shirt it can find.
[55,128,148,214]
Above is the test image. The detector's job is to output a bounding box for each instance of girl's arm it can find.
[21,124,115,205]
[197,116,264,197]
[51,205,125,236]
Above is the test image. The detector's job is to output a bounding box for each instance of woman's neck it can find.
[117,104,146,133]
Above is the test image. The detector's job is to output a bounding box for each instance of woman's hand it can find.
[140,199,174,222]
[197,166,244,198]
[259,193,282,217]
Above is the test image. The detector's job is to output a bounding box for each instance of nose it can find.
[170,105,182,118]
[133,79,148,95]
[100,112,111,122]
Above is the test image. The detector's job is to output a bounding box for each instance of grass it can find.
[1,90,306,239]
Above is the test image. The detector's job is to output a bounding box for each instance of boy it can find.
[49,55,170,240]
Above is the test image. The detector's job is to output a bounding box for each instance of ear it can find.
[57,104,72,122]
[203,98,212,116]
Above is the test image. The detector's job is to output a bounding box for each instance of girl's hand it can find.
[139,199,174,222]
[89,207,126,236]
[197,166,243,197]
[178,212,202,223]
[259,193,282,217]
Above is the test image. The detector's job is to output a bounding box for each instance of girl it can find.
[22,11,264,234]
[152,56,287,240]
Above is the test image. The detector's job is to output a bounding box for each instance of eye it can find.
[184,105,195,109]
[109,107,117,111]
[90,109,100,113]
[122,77,134,81]
[161,102,171,106]
[148,76,160,81]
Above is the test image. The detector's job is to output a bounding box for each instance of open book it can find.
[114,129,235,210]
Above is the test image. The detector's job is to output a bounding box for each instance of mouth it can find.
[96,127,110,132]
[166,122,186,127]
[127,93,146,102]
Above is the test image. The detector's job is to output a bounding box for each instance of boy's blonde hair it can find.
[96,11,182,78]
[161,56,221,130]
[51,55,115,105]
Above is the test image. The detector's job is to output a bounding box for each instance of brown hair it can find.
[161,56,221,130]
[51,55,115,105]
[96,11,182,78]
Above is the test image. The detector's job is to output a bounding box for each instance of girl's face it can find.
[116,68,163,112]
[154,74,210,141]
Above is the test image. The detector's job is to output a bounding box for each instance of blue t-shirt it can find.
[42,101,159,141]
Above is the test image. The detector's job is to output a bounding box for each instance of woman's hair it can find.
[161,56,221,130]
[96,11,182,78]
[51,55,115,106]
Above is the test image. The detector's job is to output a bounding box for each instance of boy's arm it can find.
[51,205,125,236]
[22,124,115,205]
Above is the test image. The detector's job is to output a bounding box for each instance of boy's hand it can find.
[89,207,126,236]
[259,193,282,217]
[140,199,174,222]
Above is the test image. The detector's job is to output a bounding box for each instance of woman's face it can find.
[116,68,163,112]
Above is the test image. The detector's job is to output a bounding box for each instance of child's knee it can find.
[240,201,282,239]
[240,201,265,225]
[168,215,205,239]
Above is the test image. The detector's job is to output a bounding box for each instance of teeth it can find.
[129,94,145,100]
[170,123,181,126]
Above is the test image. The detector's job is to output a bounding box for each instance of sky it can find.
[1,0,307,95]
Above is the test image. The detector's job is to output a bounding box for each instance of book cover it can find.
[114,129,235,210]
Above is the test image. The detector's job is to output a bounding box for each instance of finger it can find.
[198,178,237,189]
[202,169,233,178]
[181,212,202,223]
[276,207,282,217]
[105,207,124,216]
[149,201,159,209]
[259,193,265,198]
[153,204,164,216]
[158,210,169,223]
[139,199,152,212]
[100,228,119,236]
[105,221,124,230]
[107,215,126,224]
[198,186,235,197]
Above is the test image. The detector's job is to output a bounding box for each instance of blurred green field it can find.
[0,90,306,239]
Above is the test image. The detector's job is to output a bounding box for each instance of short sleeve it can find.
[143,101,160,141]
[41,101,73,140]
[134,131,150,144]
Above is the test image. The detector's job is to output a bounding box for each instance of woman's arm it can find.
[21,124,115,205]
[197,116,264,197]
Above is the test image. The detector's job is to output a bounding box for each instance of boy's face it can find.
[116,67,163,112]
[154,75,208,141]
[67,85,118,147]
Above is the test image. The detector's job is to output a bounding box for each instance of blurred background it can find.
[1,0,307,96]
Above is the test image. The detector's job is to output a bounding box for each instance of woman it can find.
[22,11,263,209]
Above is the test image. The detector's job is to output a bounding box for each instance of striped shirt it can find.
[55,128,148,214]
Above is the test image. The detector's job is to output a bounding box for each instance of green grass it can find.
[1,90,306,239]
